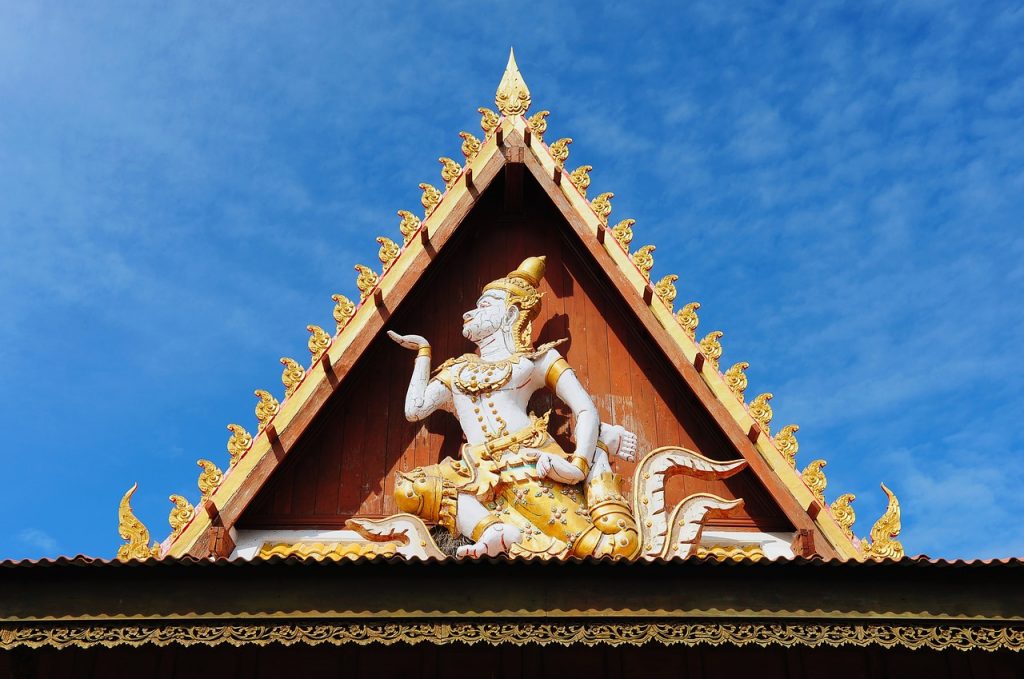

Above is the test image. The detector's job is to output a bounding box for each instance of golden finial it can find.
[698,330,724,370]
[549,137,572,169]
[591,191,614,225]
[632,244,655,280]
[280,357,305,398]
[354,264,379,301]
[459,131,481,160]
[801,459,827,505]
[167,494,195,540]
[568,165,592,197]
[610,218,635,251]
[495,48,531,116]
[397,210,420,244]
[831,493,856,540]
[439,157,462,189]
[307,324,332,363]
[654,274,678,307]
[724,361,749,403]
[773,424,800,467]
[863,484,904,560]
[527,110,549,141]
[676,301,701,339]
[376,236,400,271]
[478,107,500,137]
[331,294,356,333]
[116,483,160,561]
[254,389,279,432]
[419,183,441,217]
[196,459,223,503]
[749,393,774,433]
[226,424,252,466]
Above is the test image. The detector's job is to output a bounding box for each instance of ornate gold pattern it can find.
[831,493,856,540]
[676,302,701,340]
[439,157,462,189]
[864,484,904,560]
[591,192,614,226]
[280,357,305,398]
[253,389,279,432]
[802,460,828,505]
[698,331,724,370]
[167,494,194,540]
[307,324,332,363]
[549,137,572,169]
[354,265,379,301]
[748,393,774,434]
[478,107,499,137]
[495,48,531,116]
[196,459,222,503]
[724,362,749,402]
[397,210,421,245]
[569,165,592,197]
[419,183,442,217]
[459,131,481,160]
[331,294,356,333]
[226,424,253,466]
[610,219,635,251]
[773,424,800,467]
[116,484,160,561]
[377,236,400,271]
[258,541,399,560]
[695,544,766,562]
[527,110,549,141]
[653,274,678,307]
[632,244,655,280]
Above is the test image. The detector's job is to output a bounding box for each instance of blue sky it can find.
[1,2,1021,560]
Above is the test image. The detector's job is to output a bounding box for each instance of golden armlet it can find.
[417,346,432,358]
[545,357,571,392]
[570,455,590,475]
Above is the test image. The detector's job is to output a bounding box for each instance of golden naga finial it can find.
[354,264,379,301]
[478,107,500,137]
[801,459,828,505]
[698,330,724,370]
[459,131,481,160]
[439,157,462,189]
[863,484,904,560]
[116,483,160,561]
[495,47,531,116]
[527,110,550,141]
[831,493,856,540]
[749,393,774,434]
[676,301,701,339]
[397,210,420,244]
[568,165,592,197]
[654,274,678,307]
[254,389,280,432]
[167,494,195,540]
[419,183,441,217]
[226,423,253,466]
[280,357,305,398]
[331,294,356,333]
[549,137,572,169]
[196,459,223,503]
[724,361,749,403]
[773,424,800,467]
[591,191,614,226]
[376,236,400,271]
[610,218,635,251]
[632,244,656,280]
[307,324,332,363]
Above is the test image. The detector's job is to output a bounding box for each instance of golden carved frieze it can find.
[280,357,305,398]
[196,459,223,503]
[331,293,356,332]
[632,244,655,280]
[167,494,194,540]
[307,324,332,363]
[459,131,481,160]
[698,331,723,370]
[569,165,592,197]
[590,191,614,226]
[397,210,420,245]
[253,389,279,432]
[695,544,766,562]
[377,236,400,271]
[830,493,856,540]
[478,107,499,137]
[258,541,400,561]
[724,362,749,403]
[676,302,701,339]
[653,274,678,307]
[609,218,634,251]
[419,183,441,217]
[748,393,774,434]
[226,424,252,466]
[439,157,462,189]
[527,110,549,141]
[549,137,572,169]
[773,424,800,467]
[801,459,828,505]
[354,265,379,301]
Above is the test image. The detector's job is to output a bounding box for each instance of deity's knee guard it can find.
[393,462,463,535]
[570,472,640,559]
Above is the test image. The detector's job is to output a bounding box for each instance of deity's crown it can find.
[482,255,546,352]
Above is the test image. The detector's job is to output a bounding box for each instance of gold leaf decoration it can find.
[698,330,724,370]
[724,361,749,403]
[478,107,500,137]
[331,294,356,333]
[676,302,701,339]
[749,393,774,434]
[253,389,280,432]
[307,324,332,363]
[495,48,531,116]
[590,191,614,226]
[695,544,766,562]
[226,424,252,466]
[196,459,223,503]
[439,157,462,189]
[419,183,441,217]
[376,236,400,271]
[863,484,904,560]
[610,218,635,251]
[167,494,195,540]
[569,165,592,197]
[116,483,160,561]
[280,357,305,398]
[631,244,655,280]
[458,131,481,160]
[354,264,379,301]
[831,493,856,540]
[653,274,678,307]
[773,424,800,467]
[527,110,549,141]
[801,459,828,505]
[549,137,572,169]
[396,210,420,245]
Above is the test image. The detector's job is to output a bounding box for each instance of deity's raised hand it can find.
[387,331,430,351]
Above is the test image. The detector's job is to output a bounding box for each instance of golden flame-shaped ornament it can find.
[196,459,223,503]
[724,361,749,403]
[676,301,701,339]
[280,357,305,398]
[419,183,441,217]
[331,294,356,333]
[801,459,828,505]
[549,137,572,169]
[654,274,678,307]
[831,493,856,540]
[439,157,462,189]
[354,264,379,301]
[397,210,420,245]
[167,494,195,540]
[749,393,774,434]
[116,483,160,561]
[863,484,904,560]
[698,330,724,370]
[478,107,500,137]
[459,131,481,160]
[568,165,592,197]
[495,48,531,116]
[773,424,800,467]
[307,324,332,363]
[632,245,655,280]
[376,236,400,271]
[527,110,549,141]
[590,192,614,226]
[610,218,635,251]
[226,424,252,466]
[254,389,279,432]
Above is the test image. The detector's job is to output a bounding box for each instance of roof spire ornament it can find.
[676,301,701,339]
[495,48,531,116]
[167,494,195,540]
[196,459,223,503]
[116,483,160,561]
[863,484,904,560]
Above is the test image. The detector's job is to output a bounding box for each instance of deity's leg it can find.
[453,493,523,558]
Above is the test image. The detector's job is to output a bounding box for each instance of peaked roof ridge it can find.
[114,57,902,563]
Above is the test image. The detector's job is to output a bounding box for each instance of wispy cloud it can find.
[17,529,58,555]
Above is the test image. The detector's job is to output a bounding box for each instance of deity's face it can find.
[462,290,517,343]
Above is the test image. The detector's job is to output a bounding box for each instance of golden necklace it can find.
[452,354,520,397]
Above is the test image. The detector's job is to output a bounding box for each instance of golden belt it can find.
[466,411,551,461]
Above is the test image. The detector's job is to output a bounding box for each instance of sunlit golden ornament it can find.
[773,424,800,467]
[568,165,592,197]
[116,483,161,561]
[494,48,531,116]
[676,302,701,339]
[654,274,678,306]
[698,331,724,370]
[549,137,572,169]
[167,494,194,540]
[196,459,223,503]
[631,244,655,280]
[280,357,305,398]
[396,210,420,245]
[478,107,500,137]
[354,264,379,301]
[226,424,252,466]
[253,389,279,432]
[749,393,774,433]
[331,294,356,333]
[610,218,635,251]
[863,484,904,560]
[830,493,856,540]
[527,110,549,141]
[724,361,749,402]
[459,131,481,160]
[419,183,441,217]
[307,324,332,363]
[590,191,614,225]
[439,157,462,189]
[801,459,827,505]
[376,236,400,271]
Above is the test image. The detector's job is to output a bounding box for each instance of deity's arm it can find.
[402,354,454,421]
[540,351,600,470]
